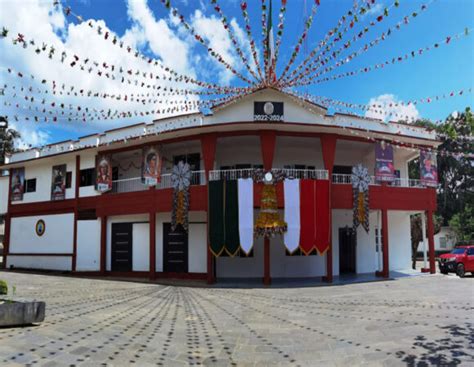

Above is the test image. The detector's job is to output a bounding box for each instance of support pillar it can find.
[100,216,107,275]
[321,134,337,283]
[149,211,156,280]
[263,237,271,286]
[381,208,389,278]
[201,133,217,284]
[3,214,10,269]
[427,210,436,274]
[420,213,430,272]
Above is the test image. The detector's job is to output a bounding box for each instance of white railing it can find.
[209,168,329,181]
[331,174,426,188]
[111,170,206,194]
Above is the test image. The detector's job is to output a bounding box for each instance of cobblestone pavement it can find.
[0,271,473,366]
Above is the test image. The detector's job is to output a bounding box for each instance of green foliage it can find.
[0,279,7,295]
[0,116,21,165]
[449,204,474,242]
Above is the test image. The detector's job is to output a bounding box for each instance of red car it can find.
[438,245,474,277]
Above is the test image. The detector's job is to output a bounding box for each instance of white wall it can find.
[76,219,101,271]
[216,209,327,278]
[7,255,71,271]
[133,223,149,271]
[388,211,412,270]
[9,213,74,254]
[11,156,76,204]
[0,175,8,214]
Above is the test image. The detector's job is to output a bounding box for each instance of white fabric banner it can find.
[238,178,254,255]
[284,178,301,253]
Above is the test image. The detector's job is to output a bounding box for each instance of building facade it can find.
[0,89,439,283]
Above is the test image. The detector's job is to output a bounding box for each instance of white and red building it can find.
[0,88,440,283]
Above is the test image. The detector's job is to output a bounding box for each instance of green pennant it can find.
[224,180,240,256]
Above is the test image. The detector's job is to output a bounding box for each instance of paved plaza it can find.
[0,271,472,366]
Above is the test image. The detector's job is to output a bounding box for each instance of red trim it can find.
[201,133,217,173]
[263,237,271,285]
[156,272,207,280]
[260,131,277,171]
[149,210,156,280]
[427,210,436,274]
[421,267,431,273]
[100,216,107,275]
[7,253,73,256]
[4,170,12,267]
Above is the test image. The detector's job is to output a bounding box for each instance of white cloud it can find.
[0,0,204,148]
[365,94,420,122]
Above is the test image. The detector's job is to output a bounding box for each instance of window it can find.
[333,165,352,175]
[80,168,95,187]
[25,178,36,193]
[66,172,72,189]
[439,237,447,249]
[467,248,474,256]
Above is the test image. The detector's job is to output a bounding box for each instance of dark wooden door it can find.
[339,227,357,274]
[163,223,188,273]
[111,223,133,272]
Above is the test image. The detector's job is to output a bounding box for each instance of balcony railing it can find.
[111,170,206,194]
[209,168,329,181]
[110,169,425,194]
[331,173,425,188]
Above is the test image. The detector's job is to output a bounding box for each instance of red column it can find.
[100,216,107,275]
[263,237,271,285]
[321,135,337,283]
[201,134,217,284]
[380,208,390,278]
[149,210,156,280]
[259,131,276,171]
[427,210,436,274]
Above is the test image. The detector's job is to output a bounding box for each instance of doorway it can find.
[339,227,357,274]
[163,223,188,273]
[111,223,133,272]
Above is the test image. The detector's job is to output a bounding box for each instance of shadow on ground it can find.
[395,323,474,366]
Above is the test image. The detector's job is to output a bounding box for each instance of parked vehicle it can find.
[438,245,474,277]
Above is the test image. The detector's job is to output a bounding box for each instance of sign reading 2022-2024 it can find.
[254,101,284,122]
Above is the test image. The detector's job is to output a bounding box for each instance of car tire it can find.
[440,269,448,275]
[456,263,465,278]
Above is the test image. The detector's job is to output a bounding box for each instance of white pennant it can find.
[284,178,300,253]
[238,178,254,255]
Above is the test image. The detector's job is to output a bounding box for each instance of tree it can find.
[449,204,474,243]
[408,108,473,265]
[410,213,441,269]
[0,116,21,165]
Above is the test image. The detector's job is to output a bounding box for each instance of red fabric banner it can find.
[315,179,330,254]
[299,179,316,254]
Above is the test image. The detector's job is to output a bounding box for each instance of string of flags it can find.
[293,27,473,86]
[211,0,260,83]
[159,0,254,85]
[240,1,264,81]
[286,0,433,86]
[283,0,382,84]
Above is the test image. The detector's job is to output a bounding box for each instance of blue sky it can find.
[1,0,473,147]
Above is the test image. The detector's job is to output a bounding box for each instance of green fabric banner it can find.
[209,180,225,256]
[224,180,240,256]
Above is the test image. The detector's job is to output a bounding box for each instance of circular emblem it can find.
[263,102,274,115]
[36,220,46,237]
[264,171,273,183]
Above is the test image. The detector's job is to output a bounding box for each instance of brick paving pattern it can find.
[0,271,472,366]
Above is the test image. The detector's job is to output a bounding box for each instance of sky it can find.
[0,0,473,149]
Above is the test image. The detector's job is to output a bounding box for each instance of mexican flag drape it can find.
[209,178,254,256]
[209,177,330,257]
[283,179,330,255]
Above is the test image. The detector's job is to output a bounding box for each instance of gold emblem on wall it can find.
[35,220,46,237]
